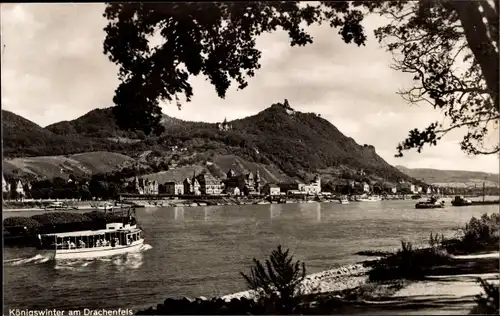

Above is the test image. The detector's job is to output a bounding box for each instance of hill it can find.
[45,107,191,139]
[396,166,499,188]
[2,110,132,157]
[3,101,418,184]
[3,151,134,181]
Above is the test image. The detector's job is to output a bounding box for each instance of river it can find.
[3,197,498,312]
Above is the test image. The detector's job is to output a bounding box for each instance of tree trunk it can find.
[449,1,499,112]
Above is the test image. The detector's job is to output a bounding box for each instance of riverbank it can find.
[138,250,499,315]
[5,194,497,211]
[221,262,373,301]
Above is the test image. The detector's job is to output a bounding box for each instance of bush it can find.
[462,213,500,245]
[368,240,451,281]
[442,213,500,255]
[3,217,42,232]
[240,245,306,314]
[473,278,499,315]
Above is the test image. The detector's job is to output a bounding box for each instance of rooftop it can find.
[44,226,141,238]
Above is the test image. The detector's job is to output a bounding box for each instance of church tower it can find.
[314,174,321,192]
[255,170,261,194]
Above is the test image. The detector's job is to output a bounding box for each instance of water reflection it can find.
[204,206,224,222]
[296,202,322,222]
[315,202,322,222]
[269,203,284,220]
[174,207,185,221]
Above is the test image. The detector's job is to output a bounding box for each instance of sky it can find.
[1,3,499,174]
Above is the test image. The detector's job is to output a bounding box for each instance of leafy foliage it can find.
[373,1,499,156]
[103,1,499,157]
[240,245,306,313]
[102,2,371,135]
[461,213,500,246]
[474,278,500,315]
[367,240,452,281]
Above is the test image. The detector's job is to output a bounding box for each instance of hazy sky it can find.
[1,3,499,173]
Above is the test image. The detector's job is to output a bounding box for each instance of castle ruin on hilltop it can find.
[216,118,232,131]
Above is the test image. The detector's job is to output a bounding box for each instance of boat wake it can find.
[140,243,153,251]
[4,254,52,266]
[4,244,152,269]
[54,243,153,271]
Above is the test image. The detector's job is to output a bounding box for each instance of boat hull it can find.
[40,239,144,260]
[415,203,444,209]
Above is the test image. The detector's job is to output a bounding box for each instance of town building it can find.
[362,182,370,193]
[410,184,416,194]
[226,186,241,196]
[131,177,159,195]
[143,179,159,195]
[303,175,322,195]
[14,180,25,197]
[263,183,281,196]
[397,181,413,194]
[196,173,223,195]
[165,181,184,195]
[279,182,305,194]
[224,170,261,195]
[227,169,236,178]
[382,183,397,194]
[2,175,10,193]
[183,176,201,195]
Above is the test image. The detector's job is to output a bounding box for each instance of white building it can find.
[263,183,281,196]
[303,175,321,195]
[362,182,370,193]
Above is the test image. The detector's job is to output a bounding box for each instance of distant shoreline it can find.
[3,194,498,212]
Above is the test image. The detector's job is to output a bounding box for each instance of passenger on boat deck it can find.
[96,240,102,247]
[70,241,76,249]
[79,240,86,248]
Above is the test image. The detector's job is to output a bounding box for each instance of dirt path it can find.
[346,253,499,315]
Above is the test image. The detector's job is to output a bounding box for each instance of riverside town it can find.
[2,2,499,315]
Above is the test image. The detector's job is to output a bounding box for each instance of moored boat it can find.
[338,196,350,204]
[415,196,445,209]
[44,201,77,211]
[90,202,114,211]
[451,196,473,206]
[356,195,382,202]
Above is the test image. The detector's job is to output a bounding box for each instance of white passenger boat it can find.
[36,216,144,260]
